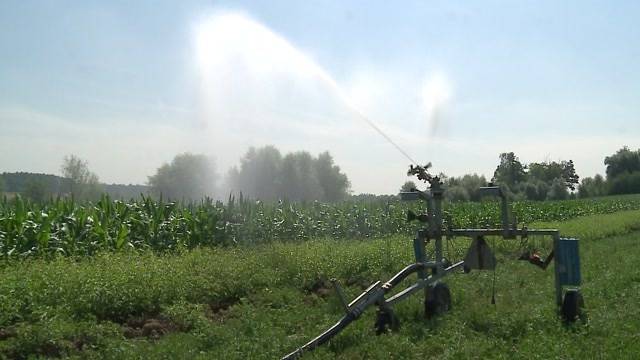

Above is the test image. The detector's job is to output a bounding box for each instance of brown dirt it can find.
[209,296,240,313]
[346,276,371,290]
[308,278,333,298]
[206,296,240,322]
[122,316,178,339]
[39,342,61,358]
[0,327,16,340]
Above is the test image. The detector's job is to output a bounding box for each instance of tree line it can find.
[226,146,350,202]
[400,146,640,202]
[399,152,579,201]
[0,156,151,202]
[490,152,579,201]
[1,147,351,203]
[148,146,351,202]
[578,147,640,197]
[3,146,640,203]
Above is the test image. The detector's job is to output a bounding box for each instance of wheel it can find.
[374,307,399,335]
[425,282,451,318]
[561,289,584,322]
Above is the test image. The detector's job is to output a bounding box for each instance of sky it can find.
[1,0,639,194]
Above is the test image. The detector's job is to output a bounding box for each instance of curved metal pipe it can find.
[383,262,427,289]
[281,313,356,360]
[282,262,435,359]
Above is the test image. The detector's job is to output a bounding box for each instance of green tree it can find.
[561,160,580,191]
[279,151,323,201]
[228,146,350,202]
[492,152,526,189]
[578,174,608,198]
[457,174,488,201]
[60,155,102,200]
[609,172,640,195]
[546,178,569,200]
[148,153,218,201]
[528,160,579,191]
[399,180,417,193]
[445,186,470,202]
[227,146,283,201]
[604,146,640,179]
[313,151,350,201]
[443,174,487,201]
[520,181,536,200]
[24,179,48,202]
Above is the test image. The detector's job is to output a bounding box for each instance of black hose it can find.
[281,263,427,360]
[281,313,356,360]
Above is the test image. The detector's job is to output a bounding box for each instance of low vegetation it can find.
[0,210,639,358]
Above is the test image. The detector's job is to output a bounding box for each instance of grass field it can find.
[1,209,639,359]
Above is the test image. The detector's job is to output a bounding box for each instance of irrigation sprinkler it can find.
[282,164,584,360]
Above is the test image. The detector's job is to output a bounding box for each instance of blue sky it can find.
[1,1,638,193]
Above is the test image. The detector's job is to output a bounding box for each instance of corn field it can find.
[1,194,639,259]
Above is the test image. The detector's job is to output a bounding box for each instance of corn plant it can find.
[1,193,639,259]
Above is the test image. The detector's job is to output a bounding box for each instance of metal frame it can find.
[282,174,581,360]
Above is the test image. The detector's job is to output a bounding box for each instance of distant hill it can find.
[0,172,151,200]
[1,172,69,194]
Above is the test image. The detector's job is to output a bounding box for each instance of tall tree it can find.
[546,178,569,200]
[528,160,579,191]
[399,180,417,193]
[60,155,102,200]
[313,151,350,202]
[560,160,580,191]
[227,146,350,202]
[279,151,323,201]
[148,153,217,201]
[578,174,607,198]
[443,174,487,201]
[609,172,640,195]
[227,146,283,201]
[24,179,48,202]
[492,152,526,189]
[604,146,640,179]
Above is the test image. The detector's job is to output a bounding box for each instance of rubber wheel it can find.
[374,307,399,335]
[425,282,451,318]
[561,289,584,322]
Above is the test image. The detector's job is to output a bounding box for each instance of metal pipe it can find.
[553,233,563,306]
[330,279,350,314]
[281,312,357,360]
[385,261,464,306]
[282,281,387,359]
[450,229,560,237]
[348,281,382,309]
[384,262,434,289]
[431,180,444,275]
[385,280,427,305]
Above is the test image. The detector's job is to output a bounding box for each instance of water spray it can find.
[195,11,419,166]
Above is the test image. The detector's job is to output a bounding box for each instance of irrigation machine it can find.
[282,164,584,360]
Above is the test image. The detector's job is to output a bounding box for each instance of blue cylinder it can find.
[557,238,581,286]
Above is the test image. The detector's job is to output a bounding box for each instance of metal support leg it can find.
[552,233,563,307]
[413,234,427,279]
[413,233,428,317]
